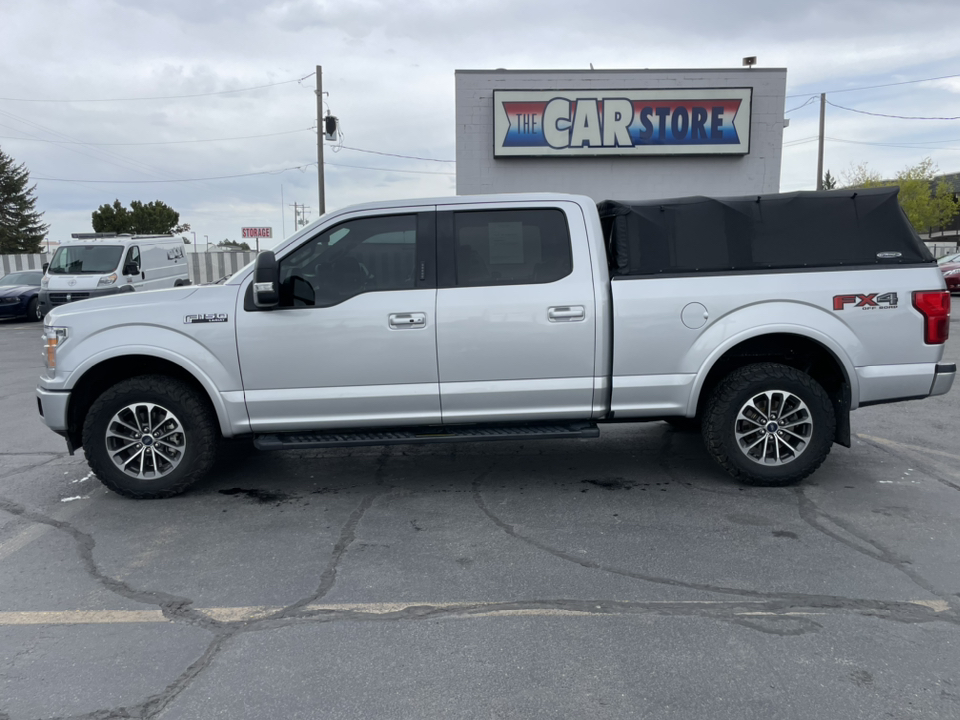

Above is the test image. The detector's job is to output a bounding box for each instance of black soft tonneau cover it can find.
[597,187,933,276]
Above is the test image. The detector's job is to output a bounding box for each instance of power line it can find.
[784,96,818,114]
[825,136,960,151]
[0,127,312,146]
[325,161,455,176]
[785,72,960,99]
[824,99,960,121]
[0,72,316,103]
[33,163,317,183]
[338,145,455,163]
[32,159,457,184]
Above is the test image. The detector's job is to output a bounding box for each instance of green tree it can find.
[0,147,48,253]
[822,169,837,190]
[91,199,190,235]
[217,239,252,251]
[842,158,959,232]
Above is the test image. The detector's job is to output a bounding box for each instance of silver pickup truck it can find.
[37,188,954,498]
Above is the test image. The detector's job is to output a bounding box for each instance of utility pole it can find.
[816,93,826,191]
[289,202,311,229]
[316,65,325,215]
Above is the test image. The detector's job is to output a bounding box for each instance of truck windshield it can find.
[48,246,124,274]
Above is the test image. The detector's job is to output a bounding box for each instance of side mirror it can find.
[123,263,139,276]
[42,262,49,273]
[253,251,279,309]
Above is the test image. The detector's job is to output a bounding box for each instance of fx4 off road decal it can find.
[832,293,899,311]
[184,313,228,324]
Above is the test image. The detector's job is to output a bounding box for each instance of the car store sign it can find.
[493,88,752,157]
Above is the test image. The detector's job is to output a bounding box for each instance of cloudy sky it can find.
[2,0,959,250]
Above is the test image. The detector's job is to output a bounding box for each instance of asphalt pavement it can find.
[1,313,959,719]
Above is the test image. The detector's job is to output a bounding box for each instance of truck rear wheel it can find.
[82,375,219,499]
[702,363,835,486]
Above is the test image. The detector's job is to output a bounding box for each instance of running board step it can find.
[254,422,599,451]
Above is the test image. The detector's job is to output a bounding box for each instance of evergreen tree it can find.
[0,147,48,253]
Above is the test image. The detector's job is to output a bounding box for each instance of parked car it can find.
[0,270,43,321]
[941,258,960,294]
[937,251,960,266]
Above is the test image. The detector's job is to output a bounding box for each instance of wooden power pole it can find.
[316,65,325,215]
[816,93,826,191]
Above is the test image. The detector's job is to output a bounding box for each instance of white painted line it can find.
[0,599,946,626]
[858,434,960,462]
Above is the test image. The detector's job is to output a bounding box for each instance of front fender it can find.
[57,325,247,437]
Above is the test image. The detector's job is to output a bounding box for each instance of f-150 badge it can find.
[184,313,228,324]
[833,293,898,311]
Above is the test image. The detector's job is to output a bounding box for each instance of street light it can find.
[204,235,209,252]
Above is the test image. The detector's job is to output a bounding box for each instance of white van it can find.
[39,233,189,316]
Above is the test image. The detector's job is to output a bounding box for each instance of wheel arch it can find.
[65,353,234,451]
[690,330,855,447]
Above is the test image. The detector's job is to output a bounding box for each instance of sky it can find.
[2,0,959,251]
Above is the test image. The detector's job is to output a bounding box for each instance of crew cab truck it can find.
[37,188,955,498]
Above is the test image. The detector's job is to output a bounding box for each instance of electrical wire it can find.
[338,145,456,163]
[824,99,960,120]
[784,96,818,114]
[0,72,316,103]
[0,128,313,146]
[32,159,457,183]
[784,72,960,99]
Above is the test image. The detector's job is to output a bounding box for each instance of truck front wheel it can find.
[702,363,835,486]
[82,375,219,498]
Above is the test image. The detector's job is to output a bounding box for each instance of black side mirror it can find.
[253,251,279,309]
[123,263,139,276]
[42,262,49,273]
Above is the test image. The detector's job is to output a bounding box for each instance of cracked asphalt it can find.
[1,314,959,719]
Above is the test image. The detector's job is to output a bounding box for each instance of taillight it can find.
[912,290,951,344]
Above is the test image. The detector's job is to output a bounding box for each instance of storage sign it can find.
[241,227,273,239]
[493,88,752,157]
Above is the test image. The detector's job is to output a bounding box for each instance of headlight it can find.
[98,273,118,287]
[41,275,49,288]
[43,326,68,369]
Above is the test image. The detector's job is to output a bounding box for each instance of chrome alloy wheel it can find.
[105,402,186,479]
[734,390,813,466]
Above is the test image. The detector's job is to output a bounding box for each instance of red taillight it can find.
[912,290,951,344]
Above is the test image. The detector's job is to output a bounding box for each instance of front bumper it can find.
[0,298,29,318]
[38,286,121,316]
[37,385,70,435]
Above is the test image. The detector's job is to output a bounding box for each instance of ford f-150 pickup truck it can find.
[37,188,955,498]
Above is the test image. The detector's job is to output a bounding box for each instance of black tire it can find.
[26,297,41,322]
[82,375,219,499]
[702,363,835,487]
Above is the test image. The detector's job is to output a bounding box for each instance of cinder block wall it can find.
[456,68,787,201]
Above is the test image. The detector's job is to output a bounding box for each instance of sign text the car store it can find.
[493,88,752,157]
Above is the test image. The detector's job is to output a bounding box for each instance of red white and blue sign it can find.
[493,88,752,157]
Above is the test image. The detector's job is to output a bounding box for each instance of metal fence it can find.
[2,251,258,284]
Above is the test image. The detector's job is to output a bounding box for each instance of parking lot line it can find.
[0,599,947,626]
[857,434,960,462]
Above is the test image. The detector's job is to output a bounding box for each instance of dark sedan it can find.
[0,270,43,321]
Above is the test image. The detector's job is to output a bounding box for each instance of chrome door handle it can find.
[548,306,585,322]
[389,312,426,329]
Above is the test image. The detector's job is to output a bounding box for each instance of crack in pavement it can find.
[794,486,959,612]
[470,473,960,628]
[21,449,394,720]
[0,495,222,634]
[858,434,960,493]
